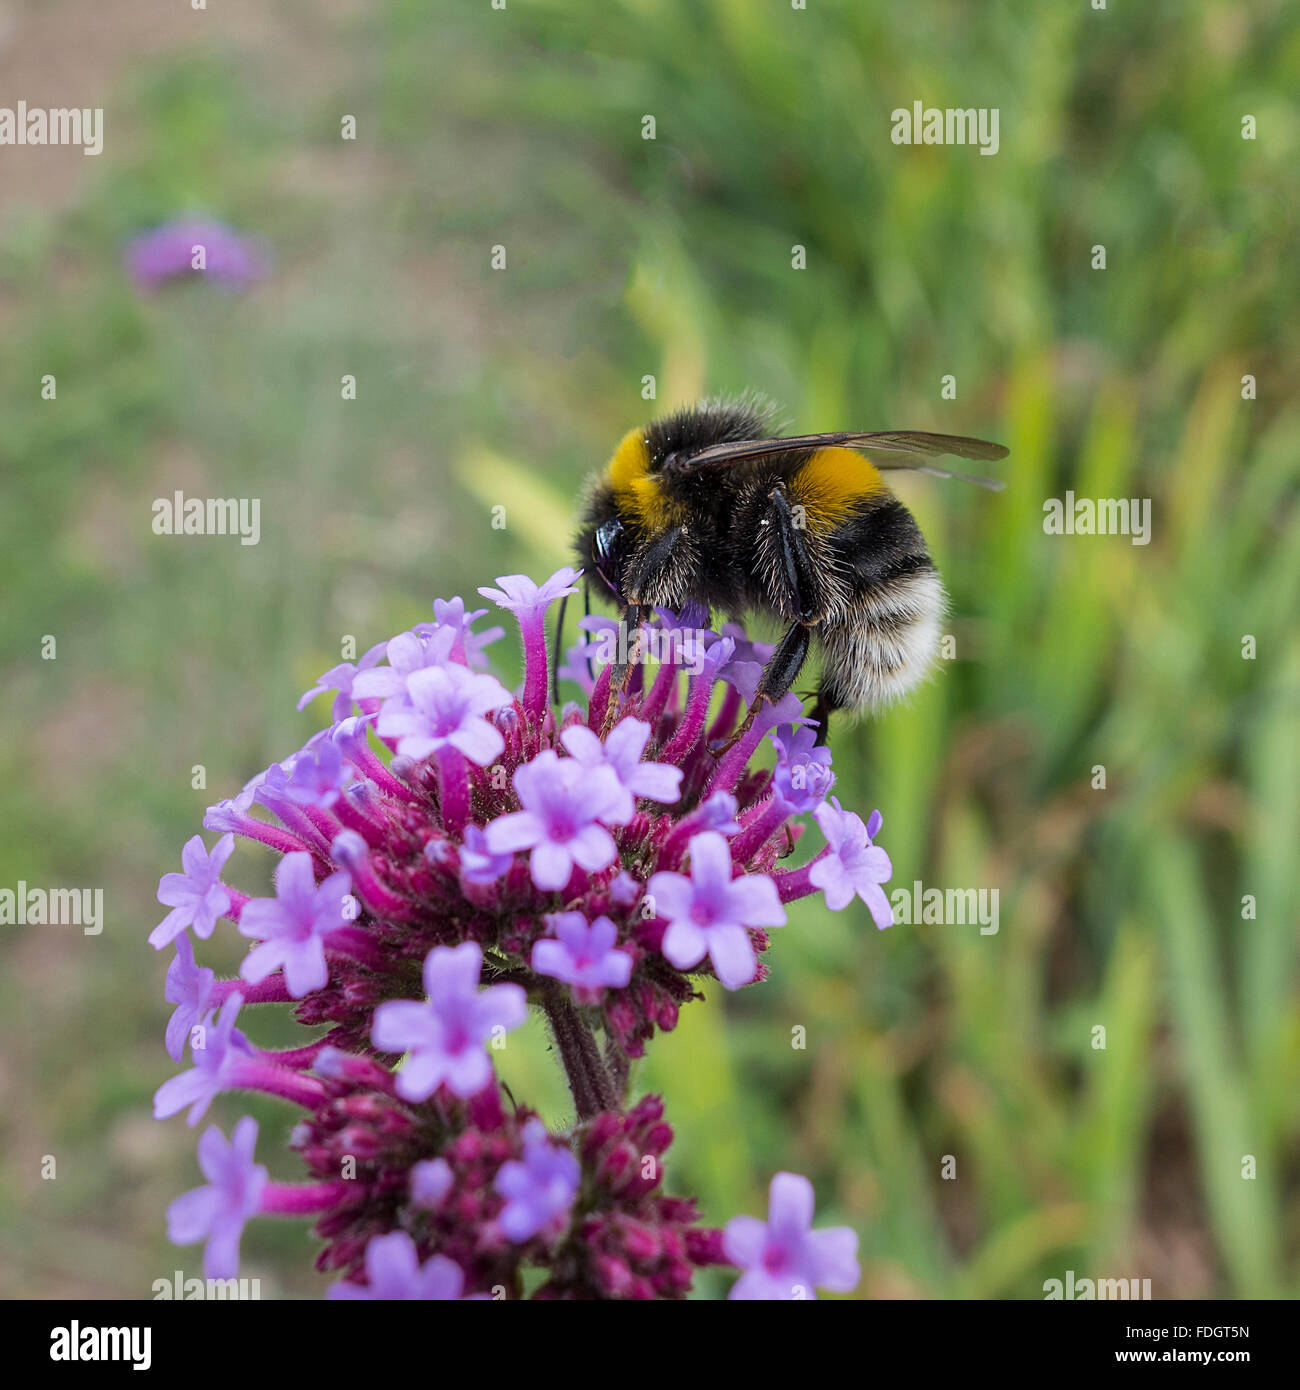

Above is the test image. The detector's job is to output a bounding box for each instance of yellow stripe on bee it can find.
[606,427,685,531]
[790,447,886,528]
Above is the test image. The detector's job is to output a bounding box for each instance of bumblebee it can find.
[574,395,1007,743]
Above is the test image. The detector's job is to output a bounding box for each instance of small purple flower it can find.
[329,1231,469,1300]
[485,750,627,891]
[350,627,456,704]
[237,853,356,998]
[708,627,768,701]
[556,615,618,692]
[561,717,683,819]
[810,799,893,928]
[410,1158,454,1209]
[532,913,634,999]
[478,568,580,623]
[149,834,235,949]
[164,934,217,1063]
[495,1119,581,1243]
[297,643,386,724]
[480,567,583,721]
[771,723,835,813]
[430,597,504,670]
[647,832,786,989]
[685,791,742,837]
[374,663,510,766]
[252,760,296,814]
[203,763,273,832]
[126,219,269,292]
[609,871,643,908]
[153,995,245,1126]
[370,942,527,1101]
[283,738,351,809]
[166,1116,268,1280]
[723,1171,860,1300]
[458,824,512,885]
[717,623,774,669]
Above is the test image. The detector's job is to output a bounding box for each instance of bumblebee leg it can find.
[767,479,823,622]
[808,688,841,745]
[603,603,648,735]
[710,620,812,754]
[710,480,822,755]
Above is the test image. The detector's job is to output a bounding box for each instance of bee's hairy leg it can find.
[808,689,839,746]
[709,620,812,756]
[767,478,823,622]
[602,603,648,735]
[710,481,821,756]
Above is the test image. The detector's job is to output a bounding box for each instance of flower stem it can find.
[543,986,617,1119]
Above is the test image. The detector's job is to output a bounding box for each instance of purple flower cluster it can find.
[125,219,270,292]
[151,568,885,1298]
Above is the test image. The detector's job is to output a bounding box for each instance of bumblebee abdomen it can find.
[817,568,946,712]
[816,493,945,712]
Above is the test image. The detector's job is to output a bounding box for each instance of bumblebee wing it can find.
[871,460,1006,491]
[679,430,1008,489]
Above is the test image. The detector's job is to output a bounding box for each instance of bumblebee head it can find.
[576,478,632,603]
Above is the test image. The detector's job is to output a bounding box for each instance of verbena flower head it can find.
[151,567,886,1297]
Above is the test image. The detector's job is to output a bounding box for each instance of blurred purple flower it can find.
[164,934,217,1063]
[167,1117,268,1280]
[429,597,505,670]
[458,824,512,885]
[329,1231,469,1300]
[495,1119,580,1243]
[723,1171,859,1300]
[126,219,268,292]
[532,912,633,1000]
[410,1158,454,1209]
[153,995,245,1126]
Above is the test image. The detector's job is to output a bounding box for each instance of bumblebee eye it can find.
[593,518,625,596]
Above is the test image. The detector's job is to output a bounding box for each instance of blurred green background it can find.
[1,0,1297,1299]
